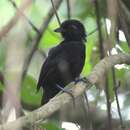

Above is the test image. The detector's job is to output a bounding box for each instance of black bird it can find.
[37,19,86,105]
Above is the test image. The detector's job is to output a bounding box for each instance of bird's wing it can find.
[37,41,84,91]
[37,45,64,91]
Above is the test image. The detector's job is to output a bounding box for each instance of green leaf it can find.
[21,75,42,107]
[0,41,6,71]
[39,24,61,49]
[119,42,130,53]
[40,122,65,130]
[82,40,94,75]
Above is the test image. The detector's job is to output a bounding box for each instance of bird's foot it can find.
[74,77,89,84]
[56,84,73,97]
[56,84,75,106]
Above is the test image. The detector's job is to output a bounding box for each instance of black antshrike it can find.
[37,19,86,105]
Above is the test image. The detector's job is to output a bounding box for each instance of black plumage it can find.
[37,19,86,105]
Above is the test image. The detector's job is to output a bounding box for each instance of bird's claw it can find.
[56,84,73,97]
[74,77,89,84]
[56,84,75,106]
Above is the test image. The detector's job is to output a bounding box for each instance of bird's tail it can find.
[41,91,49,105]
[41,88,59,105]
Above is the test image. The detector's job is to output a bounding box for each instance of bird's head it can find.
[54,19,87,42]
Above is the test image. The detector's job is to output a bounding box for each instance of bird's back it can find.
[37,40,85,104]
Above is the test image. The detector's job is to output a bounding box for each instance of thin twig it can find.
[87,22,103,37]
[50,0,61,26]
[104,17,113,130]
[66,0,71,19]
[0,0,32,39]
[106,0,119,130]
[21,0,62,80]
[9,0,40,34]
[87,27,98,36]
[37,48,47,58]
[112,68,125,130]
[87,27,98,37]
[105,76,113,130]
[113,29,125,130]
[119,14,130,47]
[94,1,113,129]
[94,0,104,58]
[84,93,94,130]
[115,31,125,130]
[118,0,130,47]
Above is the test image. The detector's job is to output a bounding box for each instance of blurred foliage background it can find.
[0,0,130,130]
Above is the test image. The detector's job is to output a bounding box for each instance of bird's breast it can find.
[60,43,86,80]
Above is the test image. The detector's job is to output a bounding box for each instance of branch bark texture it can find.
[0,53,130,130]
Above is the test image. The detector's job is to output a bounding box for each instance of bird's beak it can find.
[54,27,63,33]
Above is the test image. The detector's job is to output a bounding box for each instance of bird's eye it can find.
[71,25,78,30]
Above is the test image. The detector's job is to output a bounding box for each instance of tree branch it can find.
[50,0,61,26]
[66,0,71,20]
[22,0,62,80]
[119,0,130,47]
[9,0,40,34]
[0,53,130,130]
[0,0,32,39]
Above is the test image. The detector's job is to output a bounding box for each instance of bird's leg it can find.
[56,84,73,96]
[74,77,89,84]
[56,84,75,106]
